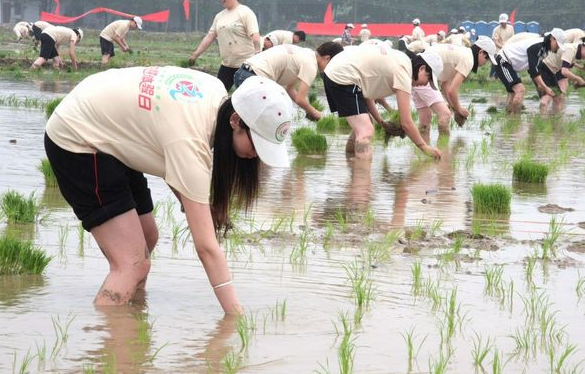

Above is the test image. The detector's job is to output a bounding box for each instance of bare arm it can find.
[251,33,261,53]
[189,32,218,64]
[181,195,242,315]
[289,81,321,120]
[532,75,555,97]
[443,72,468,117]
[365,98,384,124]
[112,35,128,51]
[376,98,394,112]
[561,67,585,85]
[396,90,441,159]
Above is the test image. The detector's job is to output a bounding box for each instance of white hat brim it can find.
[250,130,289,167]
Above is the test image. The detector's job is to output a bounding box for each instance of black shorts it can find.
[322,73,368,117]
[32,25,42,41]
[39,33,59,60]
[537,64,560,97]
[100,36,115,57]
[217,65,239,91]
[44,133,154,231]
[495,55,522,93]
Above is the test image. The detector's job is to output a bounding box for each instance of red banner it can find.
[297,2,447,37]
[40,8,170,24]
[183,0,190,21]
[53,0,60,15]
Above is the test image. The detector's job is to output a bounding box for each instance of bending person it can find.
[100,17,142,66]
[31,26,82,70]
[233,42,344,121]
[322,44,442,160]
[45,67,294,314]
[494,28,565,114]
[189,0,261,91]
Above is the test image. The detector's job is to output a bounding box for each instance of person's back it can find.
[564,28,585,44]
[500,37,544,72]
[43,26,77,45]
[504,32,539,46]
[245,45,317,87]
[100,20,131,41]
[427,44,474,83]
[265,30,294,45]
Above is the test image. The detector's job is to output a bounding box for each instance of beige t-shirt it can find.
[43,26,77,45]
[492,25,515,50]
[359,28,371,42]
[246,44,317,87]
[266,30,294,45]
[210,4,260,68]
[424,34,438,45]
[46,66,227,204]
[444,33,471,47]
[427,44,474,82]
[100,20,131,42]
[34,21,52,30]
[412,26,425,41]
[324,45,412,99]
[564,29,585,44]
[543,43,580,73]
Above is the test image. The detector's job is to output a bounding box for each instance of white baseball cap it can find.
[133,16,143,29]
[347,23,355,28]
[264,34,279,47]
[413,18,421,25]
[361,23,368,28]
[474,35,498,65]
[438,30,446,38]
[419,50,443,90]
[546,28,565,51]
[499,13,508,23]
[232,76,294,167]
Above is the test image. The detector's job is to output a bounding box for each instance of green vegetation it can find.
[513,159,549,183]
[309,91,325,112]
[471,97,488,103]
[38,158,58,187]
[291,127,328,154]
[316,114,338,133]
[45,97,63,119]
[471,183,511,215]
[0,235,51,275]
[0,94,44,109]
[1,190,39,223]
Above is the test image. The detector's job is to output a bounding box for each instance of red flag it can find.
[323,2,333,24]
[53,0,60,14]
[509,9,516,24]
[183,0,190,20]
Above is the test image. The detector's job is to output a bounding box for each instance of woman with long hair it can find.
[45,67,293,314]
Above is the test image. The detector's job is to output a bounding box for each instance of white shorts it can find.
[412,83,445,109]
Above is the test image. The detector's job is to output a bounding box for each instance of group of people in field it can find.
[12,0,584,313]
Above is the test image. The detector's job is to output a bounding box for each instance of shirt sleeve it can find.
[526,43,543,78]
[209,13,219,34]
[297,54,318,86]
[243,7,260,36]
[393,66,412,94]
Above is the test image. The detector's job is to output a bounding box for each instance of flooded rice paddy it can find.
[1,78,585,373]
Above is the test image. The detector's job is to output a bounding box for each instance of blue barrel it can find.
[526,21,540,34]
[514,21,526,33]
[474,21,488,37]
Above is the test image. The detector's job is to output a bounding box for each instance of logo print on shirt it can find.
[167,76,204,103]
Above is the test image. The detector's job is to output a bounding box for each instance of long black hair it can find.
[211,98,260,233]
[409,53,432,81]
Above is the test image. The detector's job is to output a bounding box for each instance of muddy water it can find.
[1,78,585,373]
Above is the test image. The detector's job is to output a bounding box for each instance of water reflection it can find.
[41,185,69,209]
[33,80,74,94]
[512,180,548,196]
[2,222,36,242]
[0,274,45,307]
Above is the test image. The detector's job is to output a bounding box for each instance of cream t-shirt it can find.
[492,25,515,50]
[210,4,260,68]
[46,66,227,204]
[43,26,77,45]
[427,44,474,82]
[543,43,580,73]
[246,44,318,87]
[324,45,412,99]
[34,21,52,30]
[359,28,371,42]
[564,29,585,44]
[424,34,438,45]
[407,40,429,53]
[412,26,425,41]
[100,20,131,42]
[266,30,294,45]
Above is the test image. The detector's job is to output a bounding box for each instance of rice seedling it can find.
[176,59,190,68]
[513,159,549,183]
[101,352,117,374]
[471,97,488,103]
[548,344,579,374]
[334,209,348,232]
[82,363,96,373]
[0,235,52,275]
[38,158,58,187]
[486,106,498,114]
[58,223,69,252]
[1,190,40,223]
[471,332,492,368]
[12,348,35,374]
[439,236,464,264]
[337,117,351,132]
[362,207,375,228]
[442,288,462,340]
[520,291,550,326]
[290,230,310,264]
[291,127,328,154]
[323,220,334,249]
[309,91,325,112]
[428,219,443,237]
[400,326,427,371]
[343,261,374,310]
[236,311,257,352]
[134,311,153,345]
[221,350,242,374]
[362,240,392,266]
[271,299,287,322]
[491,348,504,374]
[471,183,511,215]
[576,272,585,300]
[50,313,75,359]
[541,216,565,259]
[45,97,63,118]
[411,260,423,296]
[77,223,85,257]
[335,312,356,374]
[428,349,451,374]
[409,219,426,240]
[484,265,504,296]
[525,255,537,289]
[35,340,46,366]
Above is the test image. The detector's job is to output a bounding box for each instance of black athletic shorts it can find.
[32,25,42,41]
[39,33,59,60]
[217,65,239,91]
[100,36,115,57]
[495,54,522,93]
[322,73,368,117]
[537,64,560,97]
[44,133,154,231]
